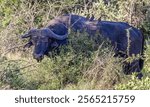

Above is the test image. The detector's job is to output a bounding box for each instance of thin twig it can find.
[2,44,25,56]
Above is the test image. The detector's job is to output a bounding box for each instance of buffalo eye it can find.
[31,36,38,44]
[40,37,48,42]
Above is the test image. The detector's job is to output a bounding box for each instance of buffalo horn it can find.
[43,28,68,40]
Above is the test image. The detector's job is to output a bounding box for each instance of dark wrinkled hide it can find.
[47,14,88,32]
[21,14,144,79]
[98,21,143,79]
[84,20,144,78]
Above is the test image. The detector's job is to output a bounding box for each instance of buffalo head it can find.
[21,28,68,62]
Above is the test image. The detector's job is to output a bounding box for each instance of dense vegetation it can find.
[0,0,150,90]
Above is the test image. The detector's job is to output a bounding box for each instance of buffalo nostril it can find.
[33,54,44,61]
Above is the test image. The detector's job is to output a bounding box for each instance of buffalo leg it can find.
[129,59,143,79]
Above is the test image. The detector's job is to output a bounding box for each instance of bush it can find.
[116,76,150,90]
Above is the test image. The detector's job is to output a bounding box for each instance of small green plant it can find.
[0,59,25,89]
[116,75,150,90]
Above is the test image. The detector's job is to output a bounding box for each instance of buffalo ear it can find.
[21,33,30,38]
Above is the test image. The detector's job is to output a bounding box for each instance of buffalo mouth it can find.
[33,54,44,62]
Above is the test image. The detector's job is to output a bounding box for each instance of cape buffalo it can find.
[21,14,144,79]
